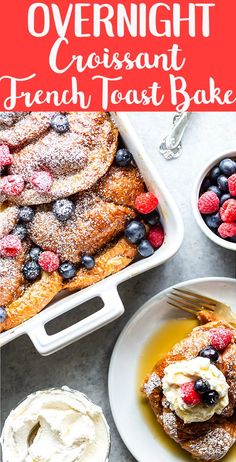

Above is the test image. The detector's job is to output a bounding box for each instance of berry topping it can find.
[23,261,41,282]
[29,247,43,262]
[210,166,221,183]
[38,251,60,272]
[0,307,7,323]
[59,262,77,280]
[220,193,232,206]
[198,191,219,215]
[11,224,27,240]
[181,381,202,406]
[0,235,22,257]
[18,206,35,223]
[124,220,146,244]
[52,199,75,222]
[202,390,219,407]
[201,177,211,192]
[135,192,158,214]
[147,225,165,249]
[51,114,69,134]
[219,158,236,177]
[30,171,53,193]
[204,212,222,230]
[199,346,219,363]
[138,239,155,257]
[194,378,211,394]
[218,222,236,239]
[0,145,13,167]
[141,209,160,226]
[228,173,236,196]
[220,199,236,223]
[1,175,25,196]
[207,185,222,198]
[115,148,133,167]
[209,328,233,351]
[217,175,229,192]
[81,254,95,270]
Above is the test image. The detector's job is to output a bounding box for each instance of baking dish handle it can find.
[28,287,124,356]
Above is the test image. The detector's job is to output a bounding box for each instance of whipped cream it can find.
[162,357,229,424]
[1,387,110,462]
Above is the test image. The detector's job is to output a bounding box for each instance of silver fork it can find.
[159,112,192,160]
[167,288,236,326]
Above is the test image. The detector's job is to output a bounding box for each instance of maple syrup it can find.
[137,318,236,462]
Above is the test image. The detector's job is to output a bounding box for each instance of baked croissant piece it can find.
[142,320,236,462]
[0,112,118,205]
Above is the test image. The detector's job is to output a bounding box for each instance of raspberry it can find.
[220,199,236,223]
[38,251,60,272]
[1,175,25,196]
[228,174,236,196]
[135,192,158,214]
[218,222,236,239]
[181,381,202,406]
[0,235,22,257]
[209,328,233,351]
[0,145,13,167]
[198,191,219,214]
[147,225,164,249]
[30,171,53,193]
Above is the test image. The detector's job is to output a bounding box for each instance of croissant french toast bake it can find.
[0,112,164,332]
[142,320,236,461]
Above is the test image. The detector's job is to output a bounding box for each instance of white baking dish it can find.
[0,113,184,355]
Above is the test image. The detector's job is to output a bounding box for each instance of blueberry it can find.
[51,114,69,134]
[138,240,154,258]
[201,177,211,193]
[81,254,95,270]
[199,346,219,363]
[115,149,133,167]
[219,158,236,177]
[59,261,77,280]
[202,390,219,407]
[23,261,41,282]
[29,246,43,262]
[0,307,7,323]
[217,175,229,192]
[204,212,222,230]
[228,236,236,243]
[18,206,35,223]
[12,224,27,240]
[194,378,210,394]
[124,220,146,244]
[220,193,232,206]
[210,166,221,183]
[207,185,222,198]
[52,199,75,222]
[141,209,160,226]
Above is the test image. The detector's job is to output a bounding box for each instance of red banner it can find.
[0,0,235,111]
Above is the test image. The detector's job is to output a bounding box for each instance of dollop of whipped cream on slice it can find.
[1,387,110,462]
[162,357,229,424]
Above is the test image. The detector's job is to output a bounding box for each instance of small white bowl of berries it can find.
[192,151,236,251]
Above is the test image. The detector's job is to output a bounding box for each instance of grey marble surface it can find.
[1,113,236,461]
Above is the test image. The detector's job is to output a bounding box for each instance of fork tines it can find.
[166,288,216,316]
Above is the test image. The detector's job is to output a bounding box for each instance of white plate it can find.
[108,277,236,462]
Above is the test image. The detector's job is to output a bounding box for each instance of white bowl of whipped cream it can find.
[1,386,110,462]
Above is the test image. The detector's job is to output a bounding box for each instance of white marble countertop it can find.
[1,112,236,461]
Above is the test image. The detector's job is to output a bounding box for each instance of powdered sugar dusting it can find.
[1,112,118,205]
[143,373,162,396]
[188,427,234,460]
